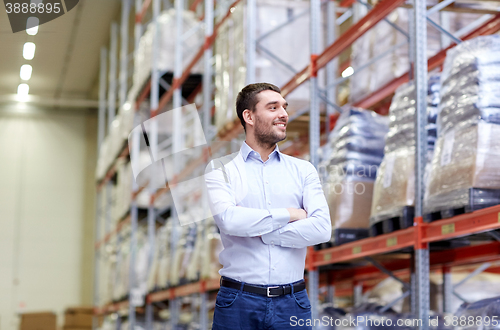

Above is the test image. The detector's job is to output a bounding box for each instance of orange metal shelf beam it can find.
[353,12,500,109]
[312,205,500,267]
[135,0,152,23]
[94,300,129,316]
[314,227,415,266]
[339,0,356,8]
[147,277,221,303]
[423,205,500,243]
[97,242,500,307]
[189,0,203,12]
[281,0,405,97]
[329,241,500,284]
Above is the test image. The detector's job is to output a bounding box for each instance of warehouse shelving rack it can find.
[93,0,500,329]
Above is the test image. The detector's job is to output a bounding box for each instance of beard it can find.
[254,115,287,148]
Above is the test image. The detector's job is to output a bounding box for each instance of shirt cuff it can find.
[261,229,281,246]
[269,208,290,231]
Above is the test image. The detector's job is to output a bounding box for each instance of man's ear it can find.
[242,109,254,128]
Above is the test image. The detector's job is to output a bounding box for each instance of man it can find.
[205,83,331,329]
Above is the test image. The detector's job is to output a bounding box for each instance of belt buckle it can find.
[266,286,280,297]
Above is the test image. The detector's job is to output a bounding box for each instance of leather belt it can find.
[220,278,306,297]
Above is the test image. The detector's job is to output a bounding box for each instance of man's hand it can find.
[287,208,307,223]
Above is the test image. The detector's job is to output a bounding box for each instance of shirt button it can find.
[268,201,271,205]
[271,241,274,244]
[265,181,269,184]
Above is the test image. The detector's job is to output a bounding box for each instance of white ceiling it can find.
[0,0,122,103]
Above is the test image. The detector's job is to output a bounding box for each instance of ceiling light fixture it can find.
[23,42,36,60]
[17,84,30,102]
[26,17,39,35]
[20,65,33,80]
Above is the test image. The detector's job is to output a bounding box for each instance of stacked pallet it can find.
[370,75,440,236]
[323,108,388,245]
[424,36,500,221]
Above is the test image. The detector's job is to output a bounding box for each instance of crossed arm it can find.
[204,161,331,249]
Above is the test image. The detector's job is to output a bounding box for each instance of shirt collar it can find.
[241,141,281,162]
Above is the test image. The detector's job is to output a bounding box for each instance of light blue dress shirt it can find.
[205,142,331,285]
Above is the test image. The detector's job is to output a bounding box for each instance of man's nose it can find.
[278,107,288,119]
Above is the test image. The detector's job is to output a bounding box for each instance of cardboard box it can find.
[64,307,93,328]
[19,312,56,330]
[64,314,92,328]
[327,180,374,229]
[370,149,415,222]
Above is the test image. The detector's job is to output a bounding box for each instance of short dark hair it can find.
[236,83,281,131]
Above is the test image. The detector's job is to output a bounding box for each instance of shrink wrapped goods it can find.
[200,217,223,280]
[323,108,388,243]
[186,218,204,281]
[157,222,173,289]
[370,76,440,226]
[424,122,500,214]
[135,228,151,299]
[455,296,500,330]
[424,36,500,215]
[214,0,314,132]
[438,36,500,135]
[131,9,204,101]
[169,223,190,286]
[370,148,416,223]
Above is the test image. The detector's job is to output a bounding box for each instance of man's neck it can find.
[245,137,276,162]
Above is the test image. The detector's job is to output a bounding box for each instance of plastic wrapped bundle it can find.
[370,148,415,224]
[147,226,162,292]
[200,217,223,280]
[157,221,172,289]
[424,121,500,214]
[178,222,199,283]
[132,9,204,100]
[324,108,388,242]
[385,76,441,153]
[455,296,500,330]
[186,212,205,281]
[169,224,189,286]
[214,0,312,131]
[438,36,500,135]
[370,76,441,228]
[327,108,389,173]
[135,228,151,300]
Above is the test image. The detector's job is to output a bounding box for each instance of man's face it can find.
[251,90,289,146]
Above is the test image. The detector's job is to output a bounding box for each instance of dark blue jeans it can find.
[212,278,312,330]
